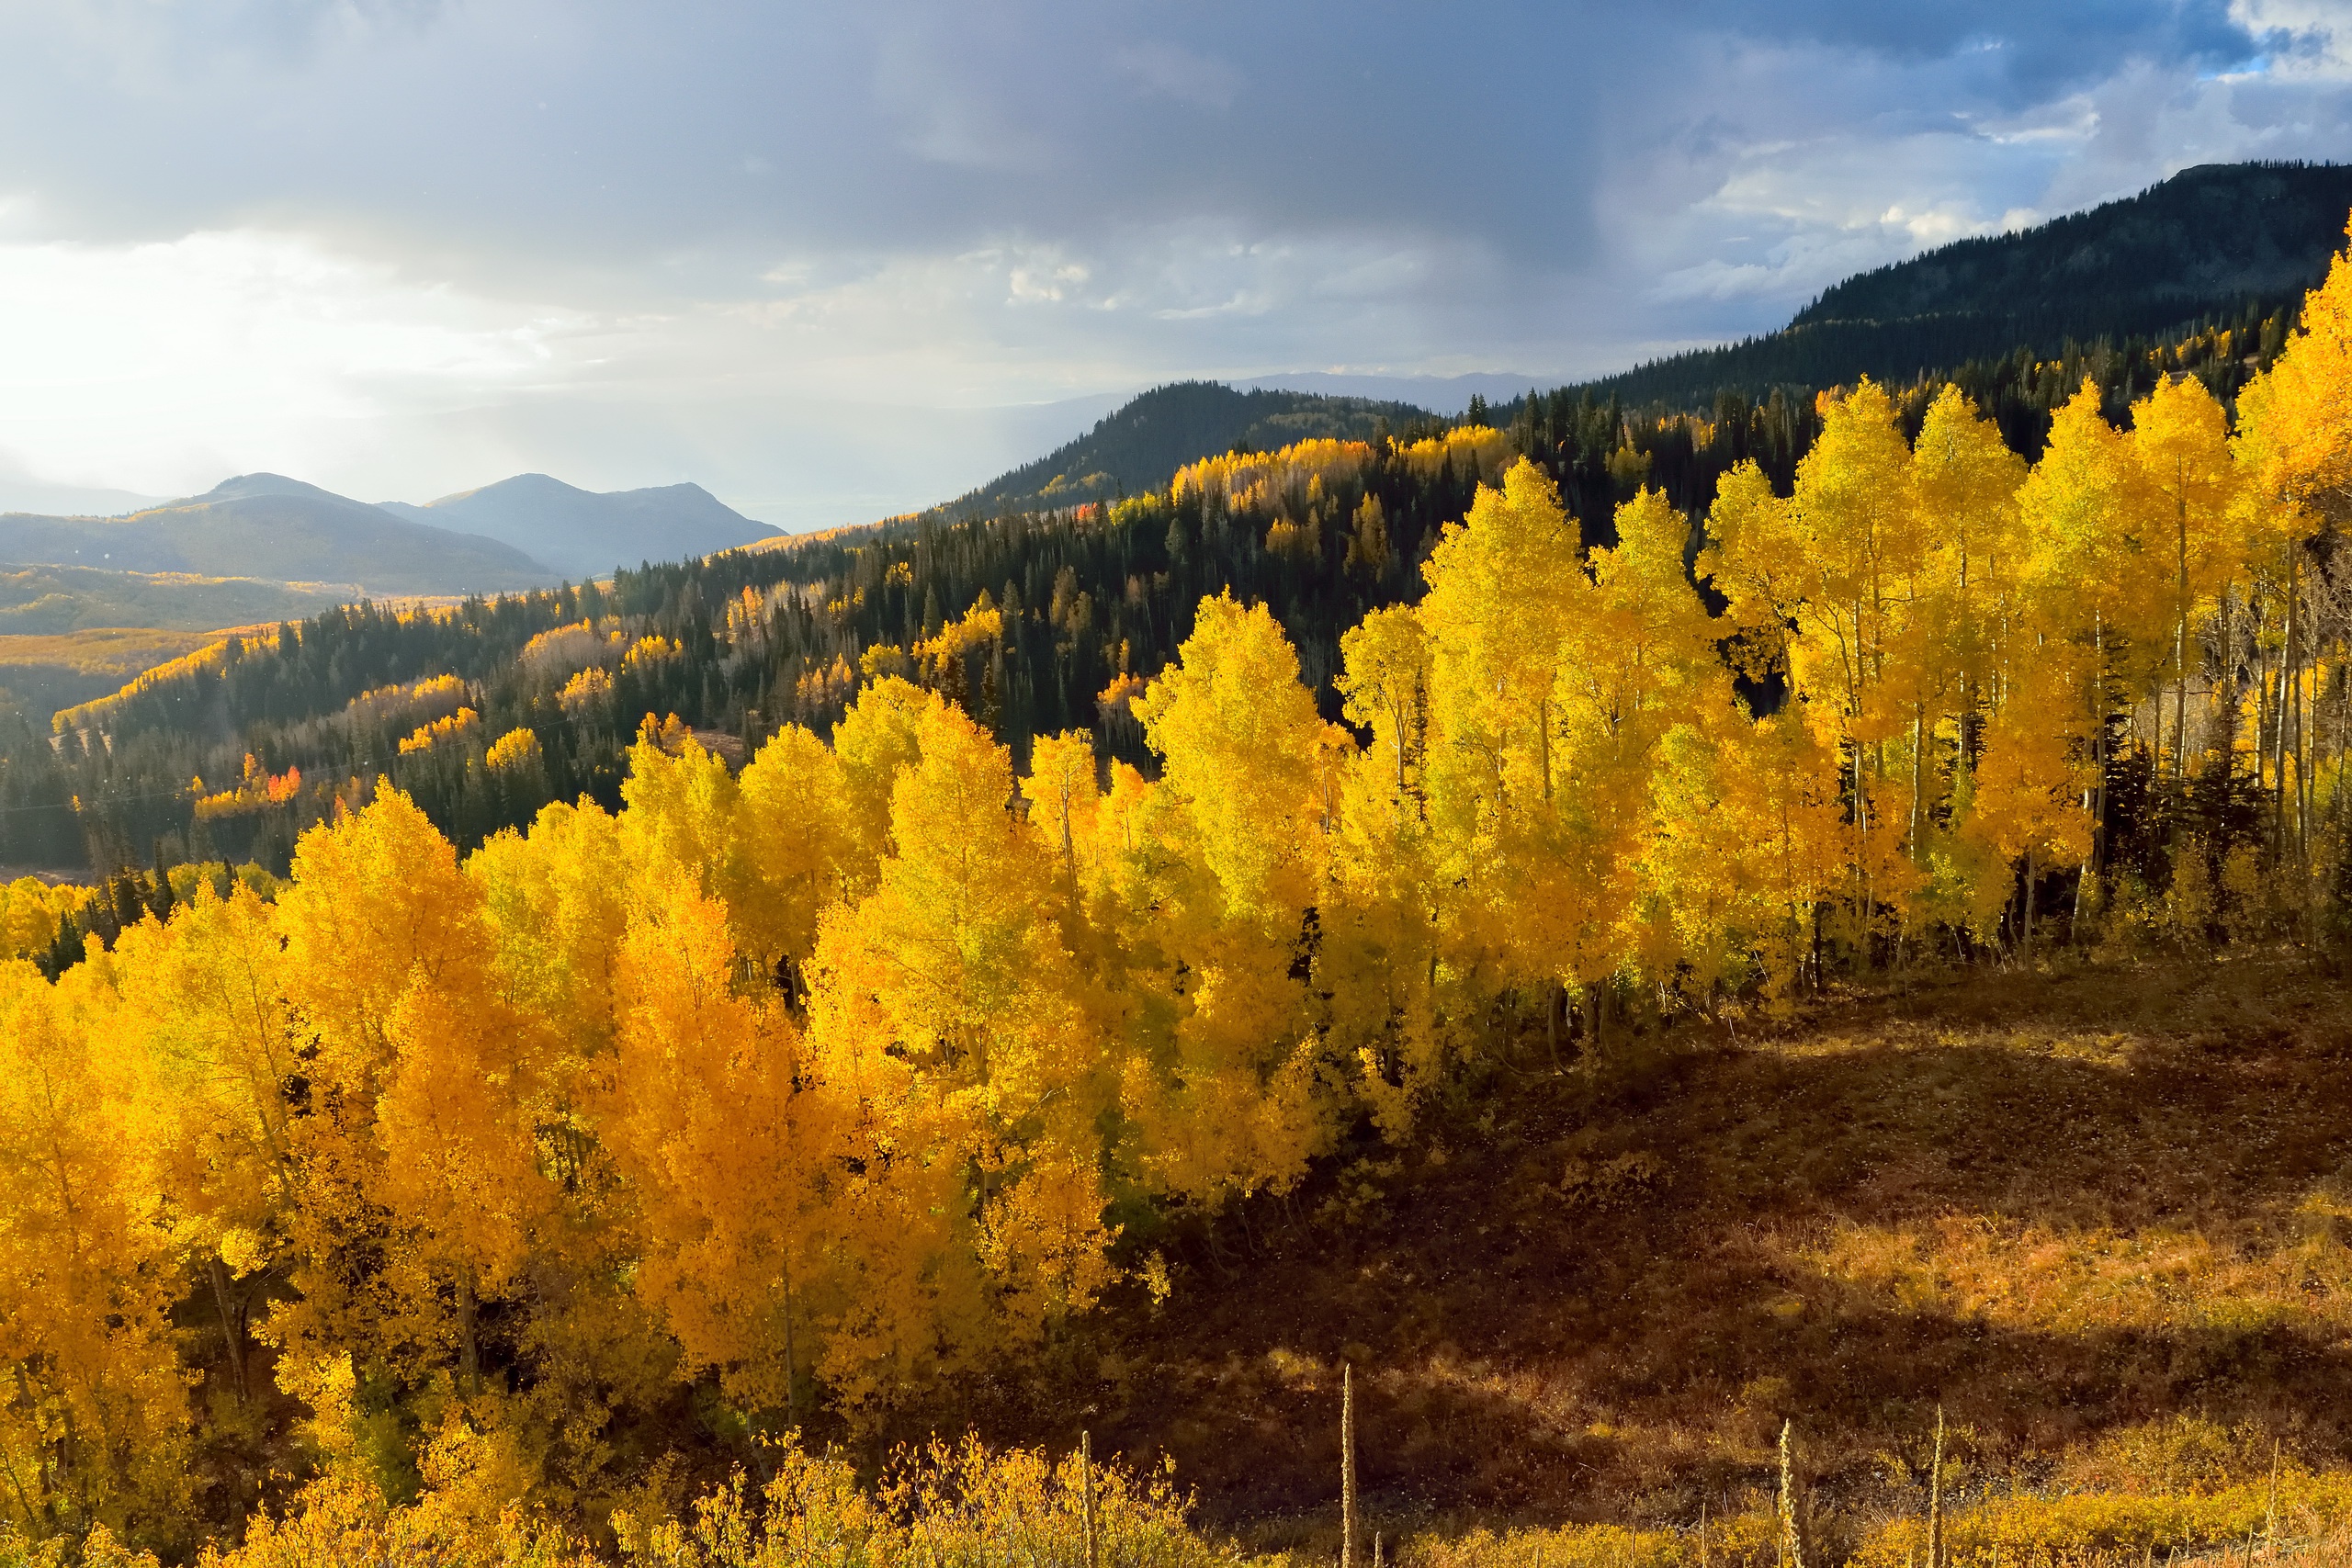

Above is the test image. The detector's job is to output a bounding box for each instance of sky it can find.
[0,0,2346,529]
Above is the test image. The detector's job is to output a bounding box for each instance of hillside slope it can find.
[0,564,355,636]
[380,473,777,581]
[0,473,549,595]
[1571,161,2352,410]
[944,381,1434,516]
[935,954,2352,1533]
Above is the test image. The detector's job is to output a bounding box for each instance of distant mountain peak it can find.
[945,381,1435,519]
[188,473,361,507]
[421,473,589,508]
[380,473,776,581]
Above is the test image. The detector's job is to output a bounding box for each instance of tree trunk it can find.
[207,1253,248,1404]
[2177,488,2191,793]
[2276,555,2298,848]
[2088,612,2108,891]
[781,1254,797,1431]
[2023,847,2038,962]
[458,1271,481,1398]
[1854,741,1873,965]
[1910,706,1926,862]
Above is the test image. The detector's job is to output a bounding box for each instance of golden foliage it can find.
[401,707,481,755]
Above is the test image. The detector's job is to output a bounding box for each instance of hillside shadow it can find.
[931,957,2352,1525]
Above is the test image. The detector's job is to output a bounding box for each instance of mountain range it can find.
[0,472,777,600]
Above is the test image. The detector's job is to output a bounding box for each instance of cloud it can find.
[1114,41,1242,110]
[0,1,2342,526]
[2232,0,2352,80]
[0,227,586,494]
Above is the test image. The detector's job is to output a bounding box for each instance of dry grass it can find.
[917,953,2352,1542]
[0,626,232,676]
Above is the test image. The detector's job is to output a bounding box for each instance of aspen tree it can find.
[1128,593,1349,1199]
[1575,486,1735,999]
[1330,607,1441,1128]
[2235,231,2350,861]
[830,675,943,878]
[0,961,190,1541]
[271,790,550,1401]
[1788,379,1934,932]
[1717,714,1849,1006]
[1707,381,1938,952]
[468,799,631,1058]
[2129,375,2240,788]
[1417,460,1590,1023]
[109,886,300,1395]
[618,716,739,898]
[806,699,1117,1390]
[605,870,837,1421]
[2234,220,2352,536]
[1909,387,2028,857]
[1961,651,2096,955]
[1023,729,1103,924]
[2018,380,2161,903]
[727,722,855,987]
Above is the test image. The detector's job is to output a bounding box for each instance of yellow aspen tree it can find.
[1909,386,2029,844]
[107,886,300,1409]
[2233,227,2350,862]
[1068,755,1180,984]
[1960,648,2097,956]
[1791,378,1932,931]
[1021,729,1102,925]
[618,716,739,896]
[2018,379,2160,901]
[468,799,631,1059]
[2234,220,2352,533]
[1700,459,1805,685]
[829,675,943,881]
[372,967,560,1401]
[0,960,191,1545]
[2129,375,2240,787]
[1632,713,1749,1008]
[1329,606,1440,1131]
[1416,459,1590,1012]
[462,797,683,1498]
[726,723,854,990]
[1712,712,1849,1010]
[270,790,548,1405]
[1127,592,1349,1199]
[1705,380,1929,949]
[805,698,1115,1393]
[1574,486,1736,999]
[605,871,840,1423]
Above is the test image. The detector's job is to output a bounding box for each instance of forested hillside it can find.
[944,382,1434,516]
[13,163,2349,896]
[0,286,2301,888]
[3,209,2350,1568]
[1559,161,2352,412]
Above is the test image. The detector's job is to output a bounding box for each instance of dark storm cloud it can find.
[0,0,2342,520]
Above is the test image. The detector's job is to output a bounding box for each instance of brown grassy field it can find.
[0,625,237,676]
[915,951,2352,1551]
